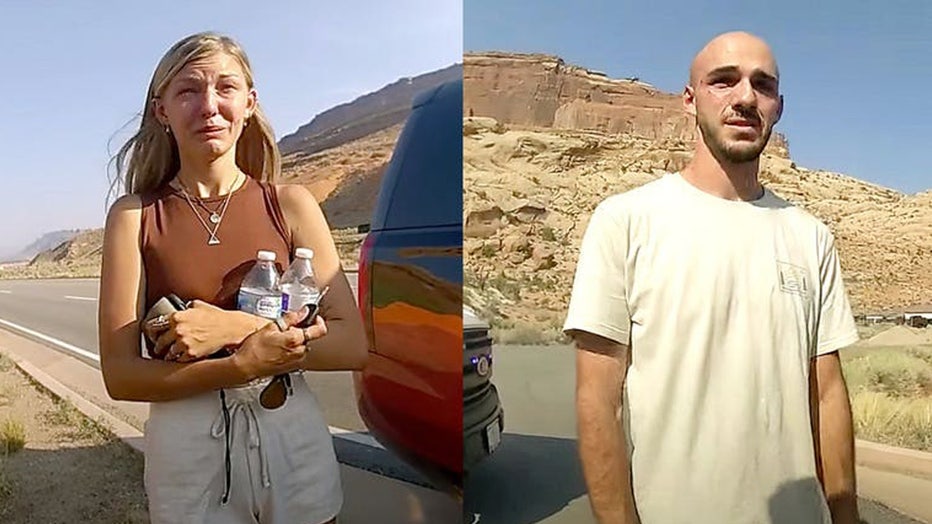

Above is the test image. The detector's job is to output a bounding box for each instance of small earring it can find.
[164,126,171,134]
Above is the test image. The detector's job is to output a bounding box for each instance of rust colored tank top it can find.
[140,176,294,312]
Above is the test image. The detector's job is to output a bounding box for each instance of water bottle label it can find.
[237,289,282,319]
[255,296,283,319]
[284,291,317,312]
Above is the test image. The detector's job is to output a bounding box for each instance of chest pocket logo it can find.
[776,261,810,297]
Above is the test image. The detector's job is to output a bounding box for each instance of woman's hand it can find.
[155,300,254,362]
[232,308,328,380]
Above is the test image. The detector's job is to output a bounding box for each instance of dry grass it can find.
[841,344,932,451]
[0,419,26,455]
[842,346,932,397]
[0,352,147,523]
[850,391,932,451]
[489,314,569,345]
[41,399,113,444]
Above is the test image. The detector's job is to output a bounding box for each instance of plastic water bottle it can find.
[280,247,319,312]
[237,250,283,319]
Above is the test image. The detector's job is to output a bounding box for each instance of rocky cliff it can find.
[464,52,789,157]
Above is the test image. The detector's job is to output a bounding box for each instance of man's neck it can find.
[681,142,764,201]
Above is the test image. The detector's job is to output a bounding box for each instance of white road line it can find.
[0,290,11,294]
[0,318,100,362]
[0,317,384,449]
[64,295,97,302]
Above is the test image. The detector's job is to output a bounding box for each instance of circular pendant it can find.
[209,213,221,224]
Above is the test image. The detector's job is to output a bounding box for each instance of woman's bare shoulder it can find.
[107,194,143,215]
[274,183,320,208]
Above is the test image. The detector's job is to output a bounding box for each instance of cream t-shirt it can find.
[564,172,859,524]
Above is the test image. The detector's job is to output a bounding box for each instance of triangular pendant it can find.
[208,235,220,245]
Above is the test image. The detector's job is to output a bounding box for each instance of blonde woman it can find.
[99,32,368,524]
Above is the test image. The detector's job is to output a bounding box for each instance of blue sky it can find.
[466,0,932,196]
[0,0,461,256]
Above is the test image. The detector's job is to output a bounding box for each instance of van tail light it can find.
[357,232,376,346]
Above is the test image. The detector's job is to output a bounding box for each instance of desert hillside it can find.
[0,229,82,263]
[462,52,932,338]
[279,64,461,157]
[281,125,402,229]
[0,229,104,279]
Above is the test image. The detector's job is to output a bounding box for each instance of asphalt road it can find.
[0,279,100,354]
[0,276,436,490]
[463,344,925,524]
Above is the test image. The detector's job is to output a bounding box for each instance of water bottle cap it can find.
[294,247,314,260]
[257,250,277,262]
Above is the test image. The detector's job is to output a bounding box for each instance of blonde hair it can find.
[109,32,280,197]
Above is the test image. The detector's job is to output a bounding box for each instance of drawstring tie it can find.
[210,389,272,505]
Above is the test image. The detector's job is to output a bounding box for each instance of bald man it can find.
[564,32,860,523]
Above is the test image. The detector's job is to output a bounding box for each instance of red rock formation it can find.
[464,52,789,157]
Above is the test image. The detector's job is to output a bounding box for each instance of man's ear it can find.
[775,94,784,124]
[683,85,697,117]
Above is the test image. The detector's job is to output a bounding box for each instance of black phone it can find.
[296,286,329,328]
[166,294,188,311]
[141,293,189,358]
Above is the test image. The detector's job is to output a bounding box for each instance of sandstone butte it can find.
[463,51,932,330]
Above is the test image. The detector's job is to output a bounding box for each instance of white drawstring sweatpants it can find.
[143,376,343,524]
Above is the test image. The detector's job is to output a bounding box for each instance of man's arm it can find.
[810,350,859,523]
[574,330,639,524]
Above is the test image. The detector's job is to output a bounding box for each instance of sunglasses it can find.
[259,373,293,410]
[260,287,329,410]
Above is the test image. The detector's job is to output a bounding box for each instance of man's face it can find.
[685,35,783,164]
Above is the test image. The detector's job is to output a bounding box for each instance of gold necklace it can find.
[192,197,225,224]
[176,173,241,245]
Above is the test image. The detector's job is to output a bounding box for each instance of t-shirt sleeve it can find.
[815,231,859,356]
[562,202,632,346]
